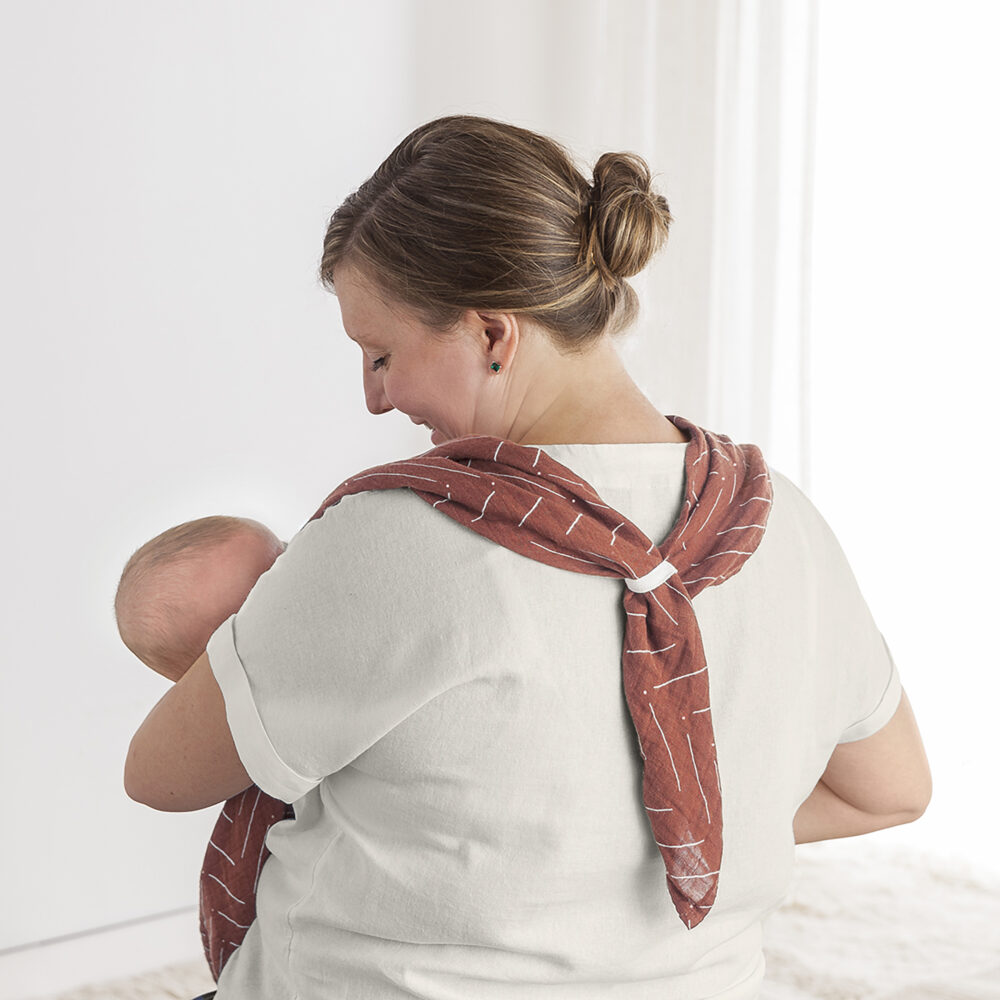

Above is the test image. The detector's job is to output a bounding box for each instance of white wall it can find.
[0,0,430,956]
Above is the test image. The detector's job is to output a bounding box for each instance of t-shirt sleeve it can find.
[206,490,480,803]
[836,631,902,743]
[208,612,318,802]
[770,470,903,748]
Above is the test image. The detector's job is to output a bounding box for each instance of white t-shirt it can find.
[207,441,900,1000]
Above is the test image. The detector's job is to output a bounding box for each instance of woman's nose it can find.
[362,363,394,415]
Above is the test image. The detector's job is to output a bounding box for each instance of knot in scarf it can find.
[311,415,773,928]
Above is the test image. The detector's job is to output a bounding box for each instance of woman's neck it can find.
[504,337,688,446]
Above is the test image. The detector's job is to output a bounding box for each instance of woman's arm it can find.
[124,651,254,811]
[793,688,932,844]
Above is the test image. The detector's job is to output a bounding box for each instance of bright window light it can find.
[809,1,1000,868]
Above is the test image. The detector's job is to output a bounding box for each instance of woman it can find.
[126,115,931,999]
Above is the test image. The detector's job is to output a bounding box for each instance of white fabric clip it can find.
[625,558,678,593]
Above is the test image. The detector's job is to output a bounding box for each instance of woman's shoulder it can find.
[311,485,472,535]
[292,486,497,584]
[750,464,867,596]
[765,465,845,547]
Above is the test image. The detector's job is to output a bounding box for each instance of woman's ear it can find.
[474,310,519,369]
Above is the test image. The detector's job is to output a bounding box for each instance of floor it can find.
[32,961,211,1000]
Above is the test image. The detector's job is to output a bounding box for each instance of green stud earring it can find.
[490,362,502,373]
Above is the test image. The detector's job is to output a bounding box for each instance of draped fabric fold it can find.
[199,415,773,977]
[199,789,293,981]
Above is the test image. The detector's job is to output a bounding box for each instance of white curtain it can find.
[0,1,817,990]
[702,0,817,487]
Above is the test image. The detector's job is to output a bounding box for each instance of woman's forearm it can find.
[793,778,925,844]
[795,691,932,844]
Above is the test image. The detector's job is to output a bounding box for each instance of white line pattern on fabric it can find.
[690,549,754,566]
[518,497,542,527]
[656,839,706,849]
[208,839,236,866]
[653,665,708,689]
[582,549,628,576]
[700,491,723,530]
[351,472,439,484]
[404,461,480,479]
[241,790,261,858]
[649,702,682,791]
[205,873,246,906]
[648,589,680,625]
[566,513,583,535]
[687,732,711,822]
[492,472,566,497]
[627,644,678,655]
[529,541,603,567]
[471,490,495,523]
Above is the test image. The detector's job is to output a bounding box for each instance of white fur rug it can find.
[37,843,1000,1000]
[760,842,1000,1000]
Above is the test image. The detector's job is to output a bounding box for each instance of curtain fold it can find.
[705,0,818,486]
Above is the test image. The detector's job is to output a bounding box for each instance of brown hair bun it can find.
[585,152,672,285]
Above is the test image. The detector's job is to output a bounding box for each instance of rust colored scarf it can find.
[199,416,773,977]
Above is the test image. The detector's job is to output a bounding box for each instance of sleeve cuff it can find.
[207,614,321,803]
[837,633,903,744]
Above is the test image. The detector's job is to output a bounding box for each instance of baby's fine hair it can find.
[114,515,281,673]
[320,115,672,353]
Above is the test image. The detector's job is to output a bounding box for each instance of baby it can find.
[115,515,285,683]
[115,515,290,982]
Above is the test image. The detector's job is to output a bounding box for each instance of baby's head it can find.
[115,516,284,682]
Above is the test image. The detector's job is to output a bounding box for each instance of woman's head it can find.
[320,115,672,354]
